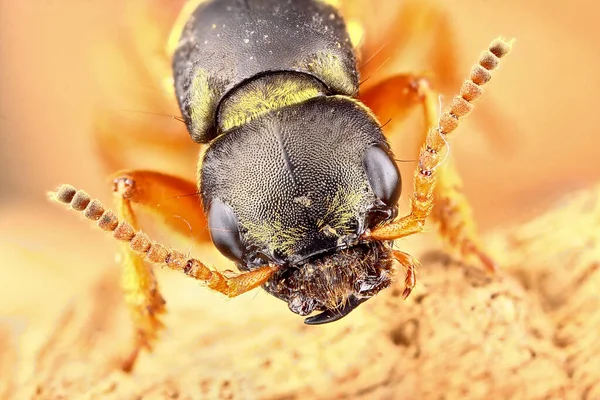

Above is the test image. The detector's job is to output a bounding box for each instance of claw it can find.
[464,241,498,274]
[304,295,369,325]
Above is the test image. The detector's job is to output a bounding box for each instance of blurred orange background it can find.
[2,0,599,227]
[0,0,599,392]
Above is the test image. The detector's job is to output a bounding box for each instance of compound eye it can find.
[363,145,402,206]
[207,199,244,262]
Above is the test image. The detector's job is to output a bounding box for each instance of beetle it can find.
[51,0,511,371]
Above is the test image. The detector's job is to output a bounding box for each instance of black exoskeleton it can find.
[173,0,402,324]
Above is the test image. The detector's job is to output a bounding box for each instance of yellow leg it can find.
[110,170,210,243]
[362,69,499,272]
[50,183,278,369]
[114,188,166,372]
[51,184,277,296]
[51,170,212,371]
[112,170,211,371]
[431,159,498,272]
[392,250,420,299]
[363,39,513,256]
[360,72,433,130]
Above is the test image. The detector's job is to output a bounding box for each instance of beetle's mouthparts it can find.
[263,241,394,323]
[303,294,370,325]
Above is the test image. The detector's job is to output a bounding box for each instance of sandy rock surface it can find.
[1,185,598,400]
[2,1,600,398]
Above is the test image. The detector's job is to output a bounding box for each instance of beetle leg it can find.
[91,1,197,179]
[111,171,210,371]
[111,170,210,243]
[431,159,498,272]
[360,72,434,132]
[391,250,420,299]
[50,183,277,298]
[110,170,212,370]
[50,183,278,370]
[362,39,513,270]
[362,73,499,272]
[112,180,166,372]
[56,170,209,372]
[120,0,190,98]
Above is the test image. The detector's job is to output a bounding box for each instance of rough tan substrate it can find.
[3,184,599,400]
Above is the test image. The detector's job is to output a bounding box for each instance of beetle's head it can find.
[201,96,401,323]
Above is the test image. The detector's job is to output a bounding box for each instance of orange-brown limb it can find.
[431,159,498,272]
[113,182,166,371]
[363,73,498,272]
[110,171,210,371]
[363,38,513,244]
[49,183,277,371]
[392,250,420,299]
[360,73,433,131]
[111,170,210,243]
[50,184,278,297]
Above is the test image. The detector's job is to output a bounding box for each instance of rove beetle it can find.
[174,0,403,323]
[51,0,512,371]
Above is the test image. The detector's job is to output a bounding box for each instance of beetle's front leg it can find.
[363,39,512,272]
[431,159,498,272]
[111,169,218,371]
[50,180,276,371]
[392,250,420,299]
[52,170,209,371]
[112,174,167,372]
